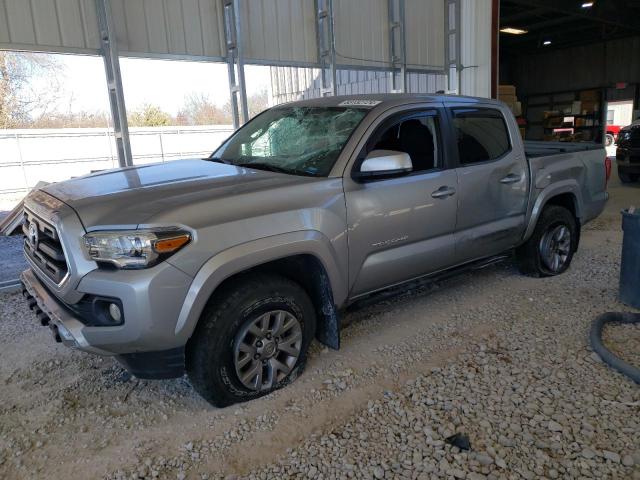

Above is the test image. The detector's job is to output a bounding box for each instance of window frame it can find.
[351,108,445,179]
[448,106,513,167]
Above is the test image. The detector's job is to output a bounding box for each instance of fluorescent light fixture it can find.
[581,2,594,7]
[543,40,552,46]
[500,27,528,35]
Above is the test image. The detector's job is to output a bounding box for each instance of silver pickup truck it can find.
[20,94,608,406]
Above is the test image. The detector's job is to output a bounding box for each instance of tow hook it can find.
[49,324,62,343]
[22,284,53,328]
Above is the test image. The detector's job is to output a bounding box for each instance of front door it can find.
[449,105,529,263]
[344,109,458,297]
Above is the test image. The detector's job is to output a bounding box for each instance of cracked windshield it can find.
[213,107,368,176]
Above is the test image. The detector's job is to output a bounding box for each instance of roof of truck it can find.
[275,93,503,110]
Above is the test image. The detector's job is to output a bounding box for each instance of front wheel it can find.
[516,205,578,277]
[186,273,316,407]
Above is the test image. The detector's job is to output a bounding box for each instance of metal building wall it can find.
[333,0,390,68]
[241,0,317,65]
[459,0,492,98]
[110,0,226,59]
[405,0,445,70]
[511,35,640,97]
[269,66,447,104]
[0,0,100,54]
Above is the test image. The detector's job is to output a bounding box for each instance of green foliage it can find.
[128,103,171,127]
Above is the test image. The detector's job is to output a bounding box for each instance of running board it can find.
[347,252,513,311]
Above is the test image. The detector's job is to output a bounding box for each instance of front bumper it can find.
[21,268,108,354]
[21,266,191,379]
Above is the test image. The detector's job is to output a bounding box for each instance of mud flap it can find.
[314,269,340,350]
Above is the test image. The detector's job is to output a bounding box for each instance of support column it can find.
[316,0,337,96]
[445,0,461,94]
[388,0,406,93]
[95,0,132,167]
[223,0,249,129]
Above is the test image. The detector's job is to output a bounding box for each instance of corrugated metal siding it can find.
[110,0,226,59]
[269,66,446,104]
[459,0,491,98]
[0,0,100,53]
[334,0,389,68]
[0,0,458,74]
[333,0,445,71]
[241,0,317,65]
[405,0,445,70]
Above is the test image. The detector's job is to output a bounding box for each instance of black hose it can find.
[590,312,640,384]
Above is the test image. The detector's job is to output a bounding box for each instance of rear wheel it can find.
[186,273,316,407]
[516,205,577,277]
[618,168,639,183]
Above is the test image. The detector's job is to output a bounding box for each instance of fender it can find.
[173,230,347,344]
[523,180,583,242]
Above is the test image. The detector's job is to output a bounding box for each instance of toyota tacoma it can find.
[20,94,608,406]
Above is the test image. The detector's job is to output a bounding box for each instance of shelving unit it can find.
[524,89,605,143]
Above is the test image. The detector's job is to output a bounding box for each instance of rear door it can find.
[448,105,529,263]
[344,107,458,297]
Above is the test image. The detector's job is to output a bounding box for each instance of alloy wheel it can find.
[233,310,303,391]
[539,225,571,272]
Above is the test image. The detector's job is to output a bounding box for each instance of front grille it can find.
[23,209,69,285]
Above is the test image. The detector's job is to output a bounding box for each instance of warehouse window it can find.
[452,108,511,165]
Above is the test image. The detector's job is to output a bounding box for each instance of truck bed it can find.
[524,140,603,158]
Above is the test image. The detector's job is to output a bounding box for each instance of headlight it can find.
[83,229,191,269]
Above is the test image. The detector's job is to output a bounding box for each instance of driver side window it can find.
[367,112,440,172]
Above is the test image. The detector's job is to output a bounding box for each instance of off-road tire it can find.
[186,273,316,407]
[516,205,578,277]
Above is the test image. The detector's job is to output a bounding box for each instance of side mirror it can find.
[353,150,413,182]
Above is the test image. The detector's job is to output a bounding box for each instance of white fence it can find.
[0,125,234,199]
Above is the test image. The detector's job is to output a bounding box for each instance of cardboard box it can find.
[580,90,599,101]
[498,94,517,104]
[498,85,516,96]
[581,102,599,114]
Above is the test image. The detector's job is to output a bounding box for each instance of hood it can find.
[43,159,319,228]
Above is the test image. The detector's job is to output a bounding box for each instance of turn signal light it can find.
[153,234,191,253]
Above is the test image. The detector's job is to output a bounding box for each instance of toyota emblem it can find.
[28,222,39,248]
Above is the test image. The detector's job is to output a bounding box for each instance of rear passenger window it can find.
[452,108,511,165]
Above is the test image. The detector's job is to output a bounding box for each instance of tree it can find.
[128,103,171,127]
[247,89,269,119]
[176,93,232,126]
[0,51,64,128]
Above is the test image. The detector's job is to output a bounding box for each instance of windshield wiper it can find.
[236,162,293,174]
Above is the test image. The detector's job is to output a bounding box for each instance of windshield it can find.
[212,106,368,176]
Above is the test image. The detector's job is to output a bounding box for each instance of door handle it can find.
[500,173,521,184]
[431,186,456,199]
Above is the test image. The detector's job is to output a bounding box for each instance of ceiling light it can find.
[581,2,594,7]
[543,40,552,46]
[500,27,528,35]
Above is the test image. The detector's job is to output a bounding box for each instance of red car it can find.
[605,125,622,146]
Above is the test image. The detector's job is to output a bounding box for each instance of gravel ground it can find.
[604,323,640,370]
[0,173,639,480]
[0,235,27,283]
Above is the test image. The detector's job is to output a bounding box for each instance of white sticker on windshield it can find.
[338,100,382,107]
